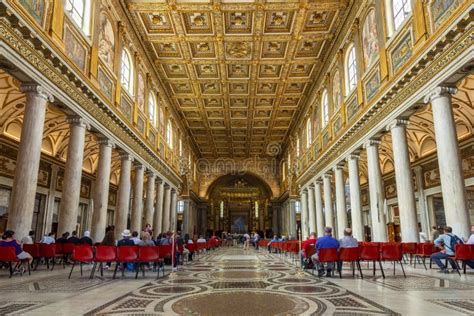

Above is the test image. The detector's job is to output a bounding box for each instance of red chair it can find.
[381,243,406,278]
[136,246,162,279]
[454,244,474,275]
[0,247,30,277]
[68,245,94,279]
[339,247,363,278]
[401,242,417,264]
[113,246,138,279]
[39,244,61,270]
[315,248,340,277]
[414,243,436,270]
[22,244,40,269]
[91,245,117,278]
[359,242,382,277]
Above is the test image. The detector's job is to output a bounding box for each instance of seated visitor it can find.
[339,228,358,248]
[184,233,194,261]
[131,231,141,245]
[254,232,260,250]
[267,235,278,253]
[67,231,80,244]
[56,232,70,244]
[196,235,206,243]
[117,230,135,246]
[160,233,172,245]
[431,226,463,273]
[80,231,93,246]
[138,231,155,246]
[311,227,339,277]
[40,232,55,244]
[0,230,33,266]
[300,232,317,267]
[20,230,35,245]
[143,223,152,235]
[100,230,116,270]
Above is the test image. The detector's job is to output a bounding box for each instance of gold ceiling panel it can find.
[124,0,348,158]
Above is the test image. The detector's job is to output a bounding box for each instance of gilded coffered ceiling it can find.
[122,0,350,158]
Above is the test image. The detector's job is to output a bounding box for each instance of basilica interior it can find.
[0,0,472,315]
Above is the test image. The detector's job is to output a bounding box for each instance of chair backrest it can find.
[381,243,403,261]
[158,245,172,258]
[95,245,117,262]
[288,242,299,254]
[23,244,40,257]
[55,243,64,254]
[72,245,94,262]
[455,244,474,260]
[318,248,338,262]
[359,243,380,260]
[0,246,18,261]
[138,246,159,261]
[117,246,138,261]
[339,247,360,261]
[187,243,196,252]
[305,244,316,257]
[421,243,436,256]
[401,242,417,254]
[196,243,206,251]
[39,243,56,257]
[62,243,75,255]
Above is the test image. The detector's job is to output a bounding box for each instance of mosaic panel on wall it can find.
[390,30,413,73]
[97,67,114,101]
[365,65,381,102]
[429,0,464,30]
[18,0,46,26]
[98,12,115,71]
[362,8,379,69]
[63,23,87,72]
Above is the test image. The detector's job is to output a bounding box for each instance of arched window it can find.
[65,0,91,35]
[148,92,157,127]
[392,0,412,30]
[296,137,300,157]
[306,118,312,148]
[166,120,173,148]
[345,45,357,94]
[282,162,286,181]
[321,90,329,127]
[120,49,133,95]
[179,138,183,156]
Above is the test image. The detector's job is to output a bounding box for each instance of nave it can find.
[0,246,473,315]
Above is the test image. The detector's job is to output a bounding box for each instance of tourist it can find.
[196,235,206,243]
[68,231,80,244]
[160,232,172,245]
[243,232,250,250]
[20,230,35,245]
[184,234,194,261]
[431,226,463,273]
[311,227,339,277]
[467,233,474,245]
[101,230,116,270]
[267,235,278,253]
[40,232,55,244]
[138,231,155,246]
[56,232,70,244]
[431,226,440,241]
[131,231,141,245]
[117,230,134,246]
[339,228,358,248]
[0,230,33,267]
[154,233,163,245]
[143,223,152,235]
[80,231,93,246]
[254,232,260,250]
[300,232,317,267]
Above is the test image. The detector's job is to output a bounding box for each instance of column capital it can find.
[346,153,360,162]
[333,163,344,172]
[413,165,423,174]
[363,139,381,149]
[386,119,409,131]
[66,116,90,130]
[145,170,156,178]
[424,86,457,104]
[97,137,115,148]
[20,83,54,102]
[323,172,332,179]
[156,178,164,185]
[134,163,145,171]
[164,183,171,189]
[315,178,323,185]
[119,153,134,162]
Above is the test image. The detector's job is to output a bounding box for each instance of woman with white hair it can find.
[80,231,93,246]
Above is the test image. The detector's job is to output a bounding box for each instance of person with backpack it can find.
[431,226,463,273]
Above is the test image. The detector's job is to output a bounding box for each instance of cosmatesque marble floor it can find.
[0,247,473,315]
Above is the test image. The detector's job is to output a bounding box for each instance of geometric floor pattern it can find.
[85,249,399,315]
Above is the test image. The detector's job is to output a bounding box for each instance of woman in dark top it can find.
[101,230,116,246]
[0,230,33,264]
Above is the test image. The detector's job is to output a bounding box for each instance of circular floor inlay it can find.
[209,271,269,279]
[278,277,312,283]
[172,291,309,315]
[283,285,327,293]
[167,279,202,284]
[149,286,195,294]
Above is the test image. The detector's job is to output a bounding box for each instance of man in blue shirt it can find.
[311,227,339,277]
[431,226,461,273]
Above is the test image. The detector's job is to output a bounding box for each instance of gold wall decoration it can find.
[364,65,380,103]
[18,0,48,27]
[97,66,114,101]
[63,23,88,72]
[389,29,413,74]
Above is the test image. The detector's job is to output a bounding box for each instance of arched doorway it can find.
[205,173,273,237]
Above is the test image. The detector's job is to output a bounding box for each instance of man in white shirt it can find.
[21,230,35,245]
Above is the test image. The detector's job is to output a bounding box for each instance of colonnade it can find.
[7,83,178,241]
[299,86,471,241]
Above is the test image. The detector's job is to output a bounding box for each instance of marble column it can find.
[300,189,309,239]
[162,185,171,232]
[334,165,348,239]
[43,165,59,237]
[272,205,278,234]
[388,120,419,242]
[114,153,133,240]
[347,154,364,241]
[288,200,297,239]
[170,189,177,232]
[130,164,144,233]
[323,173,334,230]
[153,179,164,234]
[307,185,316,234]
[8,84,53,239]
[57,116,89,236]
[414,166,430,238]
[425,87,470,238]
[91,138,114,243]
[364,140,388,242]
[143,171,156,229]
[314,179,325,237]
